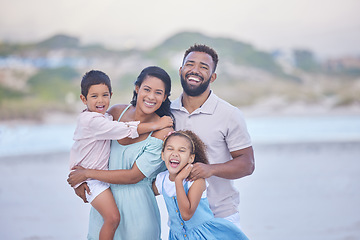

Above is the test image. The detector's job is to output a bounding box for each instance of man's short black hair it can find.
[182,44,219,72]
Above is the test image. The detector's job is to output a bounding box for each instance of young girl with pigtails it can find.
[153,130,249,240]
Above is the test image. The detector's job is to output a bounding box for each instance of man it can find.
[171,44,255,228]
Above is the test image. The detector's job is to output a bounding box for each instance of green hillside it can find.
[150,32,284,76]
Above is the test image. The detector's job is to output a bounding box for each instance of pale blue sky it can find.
[1,0,359,58]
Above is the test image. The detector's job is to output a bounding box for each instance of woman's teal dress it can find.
[87,106,166,240]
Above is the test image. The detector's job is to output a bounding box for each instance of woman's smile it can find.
[144,100,156,107]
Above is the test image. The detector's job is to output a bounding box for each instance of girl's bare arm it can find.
[175,165,206,221]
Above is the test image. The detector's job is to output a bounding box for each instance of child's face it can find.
[162,135,195,176]
[80,83,111,114]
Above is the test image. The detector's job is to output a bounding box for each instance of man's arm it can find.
[187,146,255,181]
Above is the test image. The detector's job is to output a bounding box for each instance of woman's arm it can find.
[87,163,145,184]
[68,163,145,187]
[68,127,174,187]
[175,164,206,221]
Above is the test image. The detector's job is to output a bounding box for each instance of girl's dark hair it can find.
[81,70,112,98]
[130,66,174,122]
[163,130,208,164]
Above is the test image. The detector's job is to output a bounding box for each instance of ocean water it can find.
[247,115,360,143]
[0,123,75,157]
[0,115,359,157]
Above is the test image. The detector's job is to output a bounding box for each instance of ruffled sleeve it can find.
[123,121,141,139]
[136,137,166,181]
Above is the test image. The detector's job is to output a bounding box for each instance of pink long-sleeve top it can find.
[69,110,139,171]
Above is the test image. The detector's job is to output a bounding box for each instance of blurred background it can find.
[0,0,359,239]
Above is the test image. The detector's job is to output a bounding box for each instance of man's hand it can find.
[189,147,255,181]
[74,182,90,203]
[187,162,214,181]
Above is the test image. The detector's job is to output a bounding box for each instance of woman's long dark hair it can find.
[130,66,175,126]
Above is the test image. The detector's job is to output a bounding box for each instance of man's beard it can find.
[180,73,211,97]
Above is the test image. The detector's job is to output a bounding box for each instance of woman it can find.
[68,66,174,240]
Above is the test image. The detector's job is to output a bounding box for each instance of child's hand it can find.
[74,182,90,203]
[176,164,193,182]
[157,116,173,129]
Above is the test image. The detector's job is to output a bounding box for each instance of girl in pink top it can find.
[69,70,173,240]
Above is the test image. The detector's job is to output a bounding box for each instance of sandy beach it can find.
[238,141,360,240]
[0,139,359,240]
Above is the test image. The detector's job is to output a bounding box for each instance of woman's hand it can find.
[67,165,88,187]
[175,164,193,182]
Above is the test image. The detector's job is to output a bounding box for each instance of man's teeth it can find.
[188,76,200,82]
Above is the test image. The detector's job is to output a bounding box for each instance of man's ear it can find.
[210,72,217,83]
[178,67,183,76]
[80,94,87,105]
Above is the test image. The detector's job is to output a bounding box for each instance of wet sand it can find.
[0,141,359,239]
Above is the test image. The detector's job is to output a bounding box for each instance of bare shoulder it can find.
[152,127,174,141]
[107,104,129,120]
